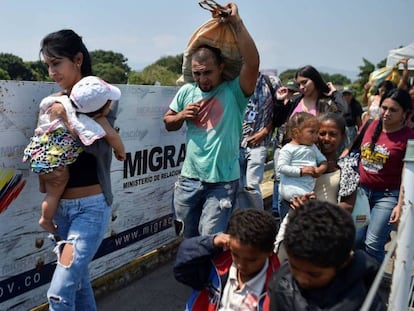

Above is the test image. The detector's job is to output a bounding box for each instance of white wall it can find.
[0,81,184,310]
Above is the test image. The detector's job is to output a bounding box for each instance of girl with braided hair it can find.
[358,88,414,263]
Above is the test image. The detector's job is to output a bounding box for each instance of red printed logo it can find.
[194,97,223,130]
[0,169,26,214]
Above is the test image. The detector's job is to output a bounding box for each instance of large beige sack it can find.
[177,2,243,85]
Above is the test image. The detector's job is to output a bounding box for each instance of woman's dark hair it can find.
[375,80,396,95]
[318,112,346,135]
[295,65,330,96]
[40,29,93,76]
[370,88,411,151]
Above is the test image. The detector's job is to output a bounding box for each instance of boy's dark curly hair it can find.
[284,200,355,268]
[227,208,277,253]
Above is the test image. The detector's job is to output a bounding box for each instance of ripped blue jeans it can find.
[47,194,110,311]
[173,176,238,238]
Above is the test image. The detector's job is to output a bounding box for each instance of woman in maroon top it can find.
[358,88,414,263]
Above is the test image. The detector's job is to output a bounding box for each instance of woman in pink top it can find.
[272,65,346,218]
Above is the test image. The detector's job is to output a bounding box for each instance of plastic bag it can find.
[367,65,400,95]
[352,187,370,229]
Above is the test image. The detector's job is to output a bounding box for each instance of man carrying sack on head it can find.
[163,1,260,238]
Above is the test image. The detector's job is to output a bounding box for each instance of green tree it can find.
[154,54,183,74]
[128,64,180,86]
[26,60,50,81]
[328,73,351,86]
[90,50,130,83]
[357,58,375,85]
[0,68,10,80]
[128,71,145,85]
[0,53,33,80]
[376,58,387,69]
[319,72,331,83]
[93,63,128,84]
[350,80,366,105]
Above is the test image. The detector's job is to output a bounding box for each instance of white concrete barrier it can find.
[0,80,183,310]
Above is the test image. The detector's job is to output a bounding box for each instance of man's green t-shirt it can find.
[169,78,248,182]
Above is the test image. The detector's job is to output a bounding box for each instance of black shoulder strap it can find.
[351,118,373,151]
[263,75,276,104]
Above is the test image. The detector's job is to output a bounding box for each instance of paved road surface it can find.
[96,180,275,311]
[96,260,191,311]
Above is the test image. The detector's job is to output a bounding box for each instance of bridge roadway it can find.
[94,177,395,310]
[95,179,275,311]
[96,259,191,311]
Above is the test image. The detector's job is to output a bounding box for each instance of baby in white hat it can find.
[23,76,125,234]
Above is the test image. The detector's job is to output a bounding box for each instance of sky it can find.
[1,0,413,81]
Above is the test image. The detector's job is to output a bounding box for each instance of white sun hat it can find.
[70,76,121,113]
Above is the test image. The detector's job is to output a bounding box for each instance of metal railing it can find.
[361,139,414,311]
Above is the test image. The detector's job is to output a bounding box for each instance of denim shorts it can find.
[173,176,238,238]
